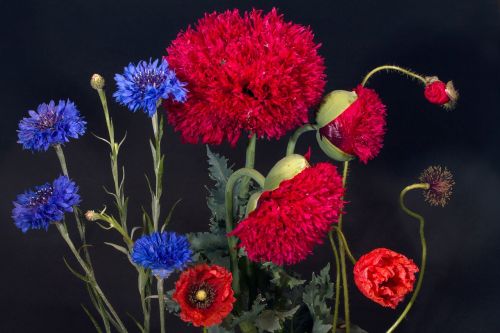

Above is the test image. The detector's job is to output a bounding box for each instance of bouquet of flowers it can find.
[12,8,457,333]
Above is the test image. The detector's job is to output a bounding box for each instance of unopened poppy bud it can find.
[90,74,105,90]
[245,191,262,216]
[264,154,310,191]
[316,86,387,164]
[424,76,458,109]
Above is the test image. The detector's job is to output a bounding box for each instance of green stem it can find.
[157,278,166,333]
[333,226,357,265]
[328,232,341,333]
[238,134,257,200]
[54,145,93,272]
[203,327,207,333]
[386,183,429,333]
[337,161,350,333]
[286,124,317,156]
[225,168,266,299]
[151,111,164,232]
[361,65,427,87]
[138,269,151,333]
[56,223,127,332]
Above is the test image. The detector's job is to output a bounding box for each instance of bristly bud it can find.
[424,76,458,110]
[85,210,97,221]
[90,74,105,90]
[419,166,455,207]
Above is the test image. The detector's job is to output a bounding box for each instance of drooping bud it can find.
[245,191,262,216]
[424,76,458,109]
[90,74,105,90]
[264,154,310,191]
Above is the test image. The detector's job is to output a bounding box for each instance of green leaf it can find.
[206,146,234,226]
[303,263,334,332]
[126,312,144,333]
[255,306,299,332]
[81,304,104,333]
[104,242,129,256]
[161,198,182,232]
[63,257,90,283]
[231,295,267,328]
[164,289,180,314]
[262,262,306,289]
[187,232,229,267]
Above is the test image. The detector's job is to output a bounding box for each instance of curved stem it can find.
[328,232,341,333]
[286,124,317,156]
[333,226,357,265]
[157,278,166,333]
[56,223,127,332]
[238,134,257,199]
[386,183,429,333]
[361,65,427,87]
[337,161,350,333]
[225,168,265,298]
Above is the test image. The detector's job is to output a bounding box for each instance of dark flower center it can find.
[37,108,59,130]
[134,70,167,92]
[187,282,216,309]
[28,186,53,207]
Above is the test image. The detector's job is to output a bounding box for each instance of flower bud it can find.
[424,76,458,109]
[245,191,262,216]
[315,90,358,162]
[315,86,387,164]
[264,154,310,191]
[90,74,105,90]
[85,210,97,221]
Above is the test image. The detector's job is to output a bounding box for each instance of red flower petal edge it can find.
[229,162,345,265]
[424,81,450,105]
[165,8,326,146]
[319,85,387,164]
[353,248,419,309]
[173,264,235,327]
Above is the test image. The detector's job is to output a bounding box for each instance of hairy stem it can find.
[333,226,357,265]
[386,183,429,333]
[286,124,317,156]
[361,65,427,87]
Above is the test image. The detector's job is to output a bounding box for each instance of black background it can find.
[1,0,499,332]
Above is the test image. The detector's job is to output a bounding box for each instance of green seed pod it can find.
[264,154,310,191]
[315,90,356,161]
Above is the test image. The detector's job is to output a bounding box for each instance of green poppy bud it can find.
[264,154,310,191]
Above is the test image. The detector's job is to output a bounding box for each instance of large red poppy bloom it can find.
[165,8,326,146]
[229,162,345,265]
[353,248,419,309]
[319,85,386,163]
[173,264,235,327]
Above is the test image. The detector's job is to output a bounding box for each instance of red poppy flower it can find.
[353,248,419,309]
[317,85,387,164]
[424,78,458,109]
[173,264,235,327]
[165,8,326,146]
[229,162,345,265]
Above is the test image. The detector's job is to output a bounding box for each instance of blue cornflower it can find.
[17,99,86,152]
[113,58,187,117]
[131,231,192,279]
[12,176,81,233]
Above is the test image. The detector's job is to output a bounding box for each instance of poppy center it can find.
[187,282,215,309]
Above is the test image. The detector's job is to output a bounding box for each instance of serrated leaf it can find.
[231,295,267,328]
[255,306,300,333]
[303,263,334,331]
[206,146,234,225]
[187,232,230,267]
[164,289,180,314]
[262,263,306,289]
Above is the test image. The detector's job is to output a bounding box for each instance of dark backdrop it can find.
[1,0,499,332]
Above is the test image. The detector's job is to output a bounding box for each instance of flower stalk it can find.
[361,65,427,87]
[328,232,341,333]
[386,183,430,333]
[224,168,265,300]
[157,278,166,333]
[150,109,165,232]
[56,223,127,332]
[286,124,317,155]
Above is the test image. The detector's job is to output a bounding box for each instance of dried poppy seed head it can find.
[419,166,455,207]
